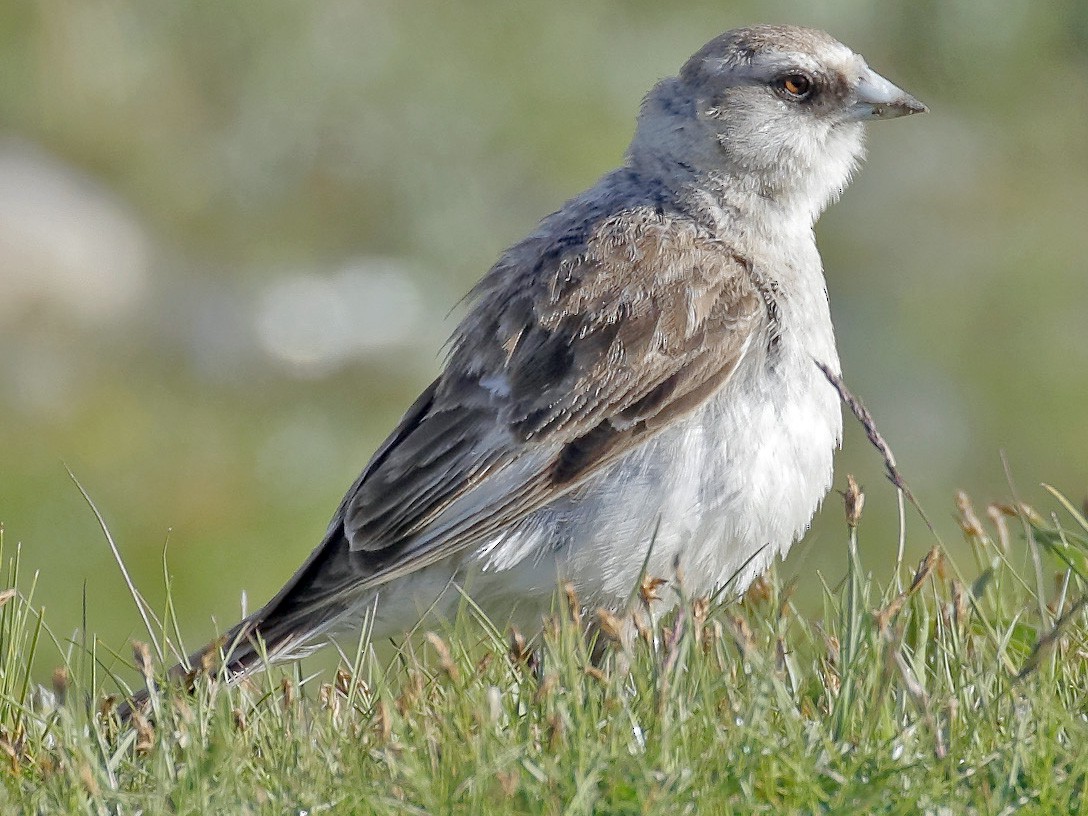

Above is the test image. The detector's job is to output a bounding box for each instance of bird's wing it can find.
[339,204,768,584]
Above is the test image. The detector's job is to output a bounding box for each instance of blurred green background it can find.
[1,0,1086,679]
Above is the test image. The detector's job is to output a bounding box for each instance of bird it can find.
[122,24,925,712]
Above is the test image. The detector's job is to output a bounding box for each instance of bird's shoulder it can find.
[446,168,767,436]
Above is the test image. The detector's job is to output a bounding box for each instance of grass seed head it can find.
[951,579,968,628]
[909,546,942,594]
[595,608,624,643]
[0,732,20,775]
[874,595,906,633]
[535,672,558,703]
[51,667,68,707]
[497,769,519,798]
[374,699,392,744]
[199,640,223,676]
[546,712,564,751]
[692,596,709,627]
[335,666,354,697]
[955,490,986,539]
[132,711,154,755]
[563,581,582,627]
[475,651,493,675]
[425,632,460,683]
[78,764,99,798]
[639,575,668,606]
[775,636,789,673]
[97,694,117,723]
[742,573,773,607]
[824,633,840,667]
[842,474,865,528]
[132,641,154,685]
[508,628,530,665]
[281,676,296,712]
[986,503,1011,553]
[584,665,605,683]
[727,614,754,659]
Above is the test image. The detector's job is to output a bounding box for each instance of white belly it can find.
[465,333,843,615]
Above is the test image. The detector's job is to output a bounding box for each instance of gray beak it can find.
[849,67,928,120]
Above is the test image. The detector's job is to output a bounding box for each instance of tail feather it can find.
[117,527,365,722]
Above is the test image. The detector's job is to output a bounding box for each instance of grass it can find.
[3,481,1088,815]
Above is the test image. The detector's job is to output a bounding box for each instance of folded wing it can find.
[343,203,765,582]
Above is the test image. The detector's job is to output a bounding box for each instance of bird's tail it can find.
[116,528,362,722]
[113,607,321,722]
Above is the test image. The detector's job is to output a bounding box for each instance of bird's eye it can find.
[775,73,814,100]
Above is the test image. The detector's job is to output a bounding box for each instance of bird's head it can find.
[629,25,926,224]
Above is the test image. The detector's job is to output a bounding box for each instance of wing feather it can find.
[341,204,765,577]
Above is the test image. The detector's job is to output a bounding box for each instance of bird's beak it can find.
[849,67,928,120]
